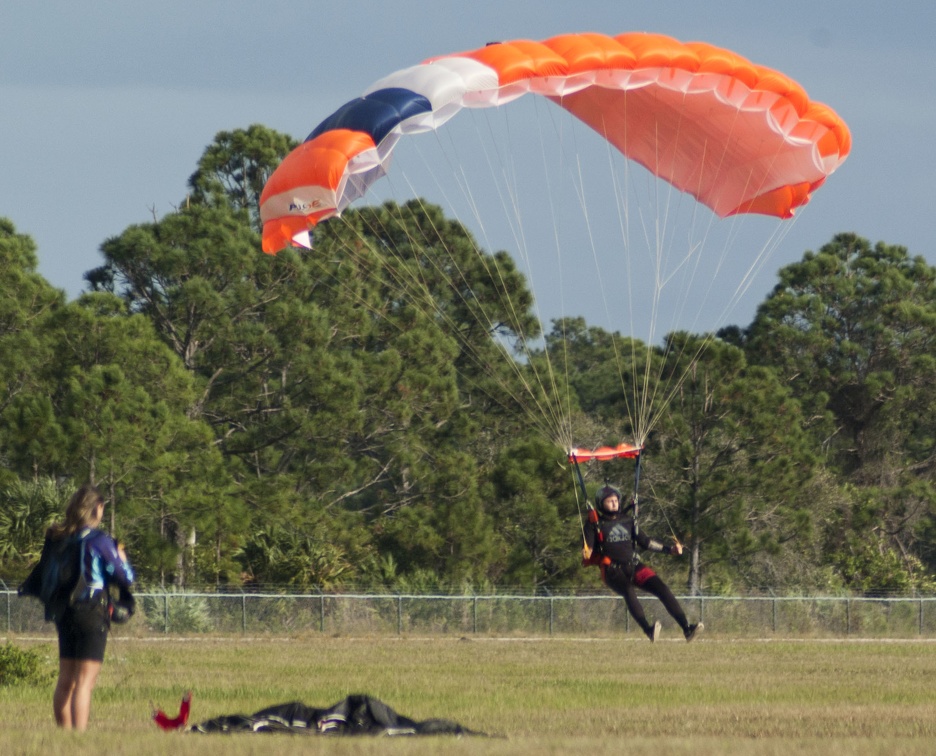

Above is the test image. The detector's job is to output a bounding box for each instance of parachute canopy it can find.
[260,31,851,253]
[172,694,486,737]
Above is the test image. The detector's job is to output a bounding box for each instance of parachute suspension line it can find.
[571,108,645,447]
[348,208,562,446]
[729,215,799,305]
[393,82,785,453]
[293,215,564,454]
[539,99,581,450]
[328,211,521,434]
[629,108,683,445]
[350,119,577,450]
[630,94,666,445]
[556,105,637,445]
[639,97,701,446]
[629,126,705,442]
[596,111,683,451]
[610,85,788,447]
[615,106,641,444]
[604,115,646,447]
[492,99,581,449]
[629,124,712,430]
[642,472,681,546]
[699,106,812,322]
[511,95,581,448]
[568,97,705,449]
[632,99,811,444]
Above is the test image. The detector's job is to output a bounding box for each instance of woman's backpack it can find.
[19,535,83,622]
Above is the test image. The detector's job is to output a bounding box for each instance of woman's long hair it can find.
[47,484,103,540]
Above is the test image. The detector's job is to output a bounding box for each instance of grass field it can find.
[2,631,936,754]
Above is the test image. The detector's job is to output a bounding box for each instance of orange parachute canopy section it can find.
[260,31,850,253]
[568,443,642,463]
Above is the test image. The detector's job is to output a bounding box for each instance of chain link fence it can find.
[4,590,936,638]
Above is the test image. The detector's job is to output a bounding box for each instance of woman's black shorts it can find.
[56,594,109,661]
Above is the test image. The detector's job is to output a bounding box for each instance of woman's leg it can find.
[70,660,103,731]
[53,658,79,728]
[55,600,108,730]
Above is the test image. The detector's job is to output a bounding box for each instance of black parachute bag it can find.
[36,536,82,623]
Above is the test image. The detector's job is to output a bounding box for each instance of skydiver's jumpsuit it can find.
[584,508,691,637]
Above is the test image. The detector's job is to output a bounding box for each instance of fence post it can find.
[0,583,6,635]
[845,598,850,636]
[472,596,477,634]
[920,598,924,636]
[320,593,325,634]
[549,597,554,636]
[397,595,403,635]
[164,594,169,634]
[242,594,247,635]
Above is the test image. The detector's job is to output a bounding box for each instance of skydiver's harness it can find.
[573,453,643,578]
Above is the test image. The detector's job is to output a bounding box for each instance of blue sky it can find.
[2,1,934,336]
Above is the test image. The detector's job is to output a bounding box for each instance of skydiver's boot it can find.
[645,621,662,643]
[684,622,704,642]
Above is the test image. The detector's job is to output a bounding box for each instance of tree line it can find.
[1,126,934,597]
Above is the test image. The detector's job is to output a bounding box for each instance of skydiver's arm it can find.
[582,519,604,565]
[583,520,597,551]
[635,528,679,554]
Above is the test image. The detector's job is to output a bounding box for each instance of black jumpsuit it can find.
[584,508,691,637]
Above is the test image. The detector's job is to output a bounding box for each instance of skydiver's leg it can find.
[637,572,690,632]
[604,563,654,636]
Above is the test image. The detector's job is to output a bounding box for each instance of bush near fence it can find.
[3,590,936,638]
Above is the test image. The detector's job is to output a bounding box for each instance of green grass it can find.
[2,632,936,754]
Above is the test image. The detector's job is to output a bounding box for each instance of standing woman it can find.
[19,484,135,731]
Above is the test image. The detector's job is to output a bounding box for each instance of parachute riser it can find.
[571,455,589,509]
[567,444,642,517]
[570,455,597,558]
[632,452,642,523]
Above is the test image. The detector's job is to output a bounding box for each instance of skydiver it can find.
[583,485,702,642]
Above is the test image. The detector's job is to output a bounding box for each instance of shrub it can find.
[0,643,52,686]
[141,590,213,633]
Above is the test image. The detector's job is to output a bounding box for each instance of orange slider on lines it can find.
[567,443,641,463]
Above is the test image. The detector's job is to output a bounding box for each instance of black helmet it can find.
[595,485,622,510]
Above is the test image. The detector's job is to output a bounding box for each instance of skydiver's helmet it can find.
[595,485,623,512]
